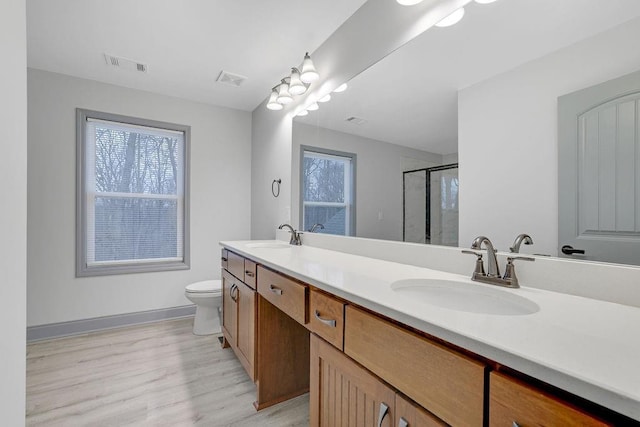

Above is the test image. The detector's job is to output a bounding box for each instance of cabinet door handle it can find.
[314,310,337,328]
[230,284,238,302]
[398,417,409,427]
[512,423,520,427]
[221,256,228,262]
[245,270,255,277]
[269,284,283,295]
[377,402,389,427]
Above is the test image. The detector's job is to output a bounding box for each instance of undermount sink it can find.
[391,278,539,316]
[245,242,291,249]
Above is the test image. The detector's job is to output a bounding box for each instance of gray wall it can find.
[1,0,27,423]
[27,69,252,326]
[458,17,640,256]
[292,122,443,241]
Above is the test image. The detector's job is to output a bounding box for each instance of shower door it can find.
[403,164,459,246]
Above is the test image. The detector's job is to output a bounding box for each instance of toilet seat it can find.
[186,280,221,294]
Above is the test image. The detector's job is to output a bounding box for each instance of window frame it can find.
[76,108,191,277]
[299,145,356,236]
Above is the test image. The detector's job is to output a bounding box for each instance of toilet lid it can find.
[186,280,221,293]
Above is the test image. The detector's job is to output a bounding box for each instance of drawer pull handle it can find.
[221,257,228,262]
[269,284,283,295]
[377,402,389,427]
[314,310,337,328]
[245,270,255,277]
[398,417,409,427]
[230,284,238,302]
[512,423,520,427]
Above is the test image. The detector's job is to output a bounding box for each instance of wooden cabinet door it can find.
[236,280,256,381]
[310,334,395,427]
[395,394,446,427]
[222,270,237,347]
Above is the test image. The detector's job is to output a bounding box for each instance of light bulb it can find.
[307,103,319,111]
[396,0,423,5]
[300,52,319,83]
[435,7,465,27]
[266,90,283,110]
[474,0,497,3]
[319,94,331,103]
[289,68,307,95]
[333,83,348,93]
[277,80,293,104]
[296,110,309,117]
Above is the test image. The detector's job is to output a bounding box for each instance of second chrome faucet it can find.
[463,235,534,288]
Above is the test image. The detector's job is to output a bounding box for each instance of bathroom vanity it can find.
[219,239,640,426]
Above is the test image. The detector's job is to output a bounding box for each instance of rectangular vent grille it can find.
[216,70,247,87]
[104,54,148,73]
[345,116,367,125]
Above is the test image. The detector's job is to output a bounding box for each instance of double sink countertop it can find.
[220,239,640,421]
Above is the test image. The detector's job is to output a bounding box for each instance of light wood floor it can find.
[26,318,310,426]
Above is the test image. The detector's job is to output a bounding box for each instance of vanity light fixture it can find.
[318,94,331,103]
[334,83,348,93]
[300,52,320,83]
[276,79,293,104]
[396,0,423,5]
[289,68,307,95]
[266,88,283,110]
[307,102,320,111]
[435,7,465,27]
[265,52,319,111]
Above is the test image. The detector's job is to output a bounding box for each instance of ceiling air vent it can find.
[104,53,148,73]
[216,70,247,87]
[345,116,367,125]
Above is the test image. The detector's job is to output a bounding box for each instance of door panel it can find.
[558,70,640,265]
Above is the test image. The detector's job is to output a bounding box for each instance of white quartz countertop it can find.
[220,240,640,421]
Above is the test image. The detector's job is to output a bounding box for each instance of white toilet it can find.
[184,280,222,335]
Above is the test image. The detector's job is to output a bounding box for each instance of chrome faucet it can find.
[510,233,533,253]
[278,223,302,246]
[471,236,500,277]
[463,236,534,288]
[308,223,325,233]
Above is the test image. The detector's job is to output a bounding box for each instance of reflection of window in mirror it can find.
[301,147,356,236]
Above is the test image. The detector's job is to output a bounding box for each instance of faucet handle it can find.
[462,250,486,277]
[502,256,535,287]
[507,256,535,263]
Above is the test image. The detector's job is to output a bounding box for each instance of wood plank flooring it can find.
[26,318,310,426]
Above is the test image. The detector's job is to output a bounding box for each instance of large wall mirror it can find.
[292,0,640,266]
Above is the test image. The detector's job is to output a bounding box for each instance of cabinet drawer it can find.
[227,251,245,281]
[344,306,486,426]
[489,372,610,427]
[308,290,344,350]
[243,259,257,289]
[221,249,228,269]
[257,266,307,325]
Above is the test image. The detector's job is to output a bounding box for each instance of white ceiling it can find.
[26,0,367,111]
[296,0,640,155]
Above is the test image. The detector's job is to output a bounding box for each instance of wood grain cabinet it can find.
[489,372,611,427]
[257,265,307,324]
[395,393,446,427]
[310,334,396,427]
[308,290,345,350]
[222,262,256,381]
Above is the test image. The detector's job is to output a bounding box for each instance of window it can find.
[76,109,190,276]
[301,147,355,236]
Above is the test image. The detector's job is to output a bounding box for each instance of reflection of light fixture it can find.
[289,68,307,95]
[396,0,423,5]
[475,0,497,3]
[435,7,465,27]
[276,79,293,104]
[266,88,283,110]
[296,110,308,117]
[265,52,320,111]
[300,52,320,83]
[319,94,331,103]
[307,103,319,111]
[333,83,348,93]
